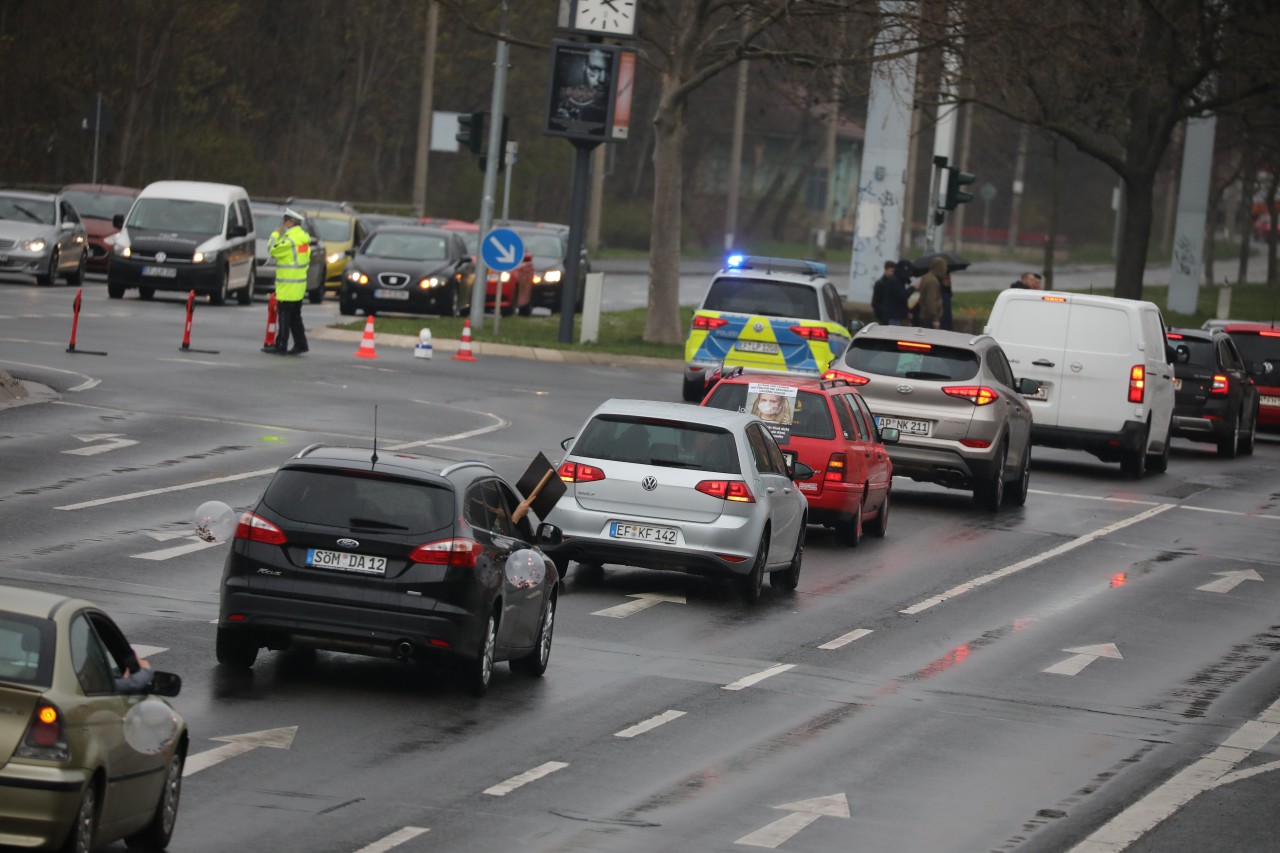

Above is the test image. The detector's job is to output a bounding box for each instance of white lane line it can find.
[483,761,568,796]
[353,827,429,853]
[389,413,510,450]
[132,539,222,560]
[131,645,167,658]
[615,710,686,738]
[56,468,277,511]
[723,663,796,691]
[818,628,873,650]
[593,593,686,618]
[900,503,1175,615]
[157,357,228,367]
[1179,505,1280,521]
[1032,489,1280,521]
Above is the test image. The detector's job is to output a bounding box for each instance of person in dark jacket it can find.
[871,260,904,325]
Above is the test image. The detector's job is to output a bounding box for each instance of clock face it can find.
[573,0,637,36]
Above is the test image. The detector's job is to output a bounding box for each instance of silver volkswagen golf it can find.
[541,400,813,602]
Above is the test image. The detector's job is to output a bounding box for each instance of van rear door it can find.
[1062,302,1137,432]
[988,294,1069,426]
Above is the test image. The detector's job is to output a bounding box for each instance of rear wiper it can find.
[348,517,408,530]
[905,371,950,380]
[650,458,699,468]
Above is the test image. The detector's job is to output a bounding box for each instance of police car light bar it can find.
[724,255,827,277]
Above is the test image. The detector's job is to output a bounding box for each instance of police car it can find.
[682,255,857,401]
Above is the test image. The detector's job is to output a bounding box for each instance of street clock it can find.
[558,0,639,39]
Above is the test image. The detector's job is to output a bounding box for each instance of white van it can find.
[984,290,1175,477]
[107,181,256,305]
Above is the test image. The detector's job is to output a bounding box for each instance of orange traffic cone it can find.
[452,318,477,362]
[354,315,378,359]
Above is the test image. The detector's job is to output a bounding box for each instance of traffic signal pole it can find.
[471,0,510,331]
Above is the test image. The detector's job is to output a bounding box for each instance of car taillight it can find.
[1211,374,1229,395]
[943,386,1000,406]
[234,511,287,545]
[1128,365,1145,403]
[791,325,828,340]
[821,368,870,385]
[16,703,68,761]
[825,453,847,482]
[692,315,730,330]
[409,538,484,567]
[558,461,605,482]
[695,480,755,502]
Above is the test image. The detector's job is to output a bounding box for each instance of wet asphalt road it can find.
[1,276,1278,853]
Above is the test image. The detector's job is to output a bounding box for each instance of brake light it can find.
[409,538,484,567]
[825,453,847,482]
[1042,295,1067,302]
[897,341,932,351]
[558,461,605,482]
[16,703,67,761]
[959,438,992,448]
[943,386,1000,405]
[1166,333,1183,340]
[821,368,870,385]
[1211,374,1229,395]
[1128,365,1145,403]
[692,315,730,330]
[1260,330,1280,337]
[234,511,286,545]
[791,325,828,340]
[695,480,755,502]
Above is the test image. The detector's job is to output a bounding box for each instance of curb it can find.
[0,370,58,410]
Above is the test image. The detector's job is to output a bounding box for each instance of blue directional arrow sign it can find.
[482,228,524,273]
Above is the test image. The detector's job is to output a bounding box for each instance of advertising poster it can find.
[545,41,618,141]
[746,382,797,443]
[611,50,636,140]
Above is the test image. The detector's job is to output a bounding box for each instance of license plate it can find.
[1262,395,1280,407]
[736,340,779,354]
[306,548,387,575]
[142,266,177,278]
[876,416,930,436]
[375,288,409,300]
[609,521,677,544]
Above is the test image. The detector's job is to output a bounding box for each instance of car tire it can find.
[215,628,258,669]
[139,287,155,300]
[60,781,96,853]
[518,301,533,317]
[124,749,182,850]
[511,595,555,677]
[1240,402,1258,456]
[338,290,356,316]
[1005,444,1031,506]
[308,286,324,305]
[551,556,571,582]
[1148,424,1171,473]
[1121,427,1148,479]
[210,267,229,305]
[741,534,767,604]
[865,487,891,537]
[1217,410,1241,458]
[836,502,862,547]
[237,268,254,305]
[976,442,1006,510]
[681,373,706,403]
[770,524,804,591]
[107,282,125,299]
[67,251,87,287]
[465,612,497,696]
[37,249,59,286]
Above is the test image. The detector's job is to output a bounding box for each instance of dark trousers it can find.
[275,299,307,352]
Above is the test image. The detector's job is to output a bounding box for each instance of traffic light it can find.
[456,111,487,156]
[478,115,509,174]
[944,166,976,210]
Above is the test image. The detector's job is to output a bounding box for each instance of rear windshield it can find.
[704,386,835,440]
[845,338,980,381]
[702,277,821,320]
[1169,337,1215,368]
[571,415,741,473]
[262,469,454,534]
[1229,331,1280,367]
[0,612,55,688]
[126,198,224,234]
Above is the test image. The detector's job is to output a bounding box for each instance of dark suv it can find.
[216,446,559,695]
[1167,327,1259,457]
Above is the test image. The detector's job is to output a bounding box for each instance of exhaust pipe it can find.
[395,641,414,661]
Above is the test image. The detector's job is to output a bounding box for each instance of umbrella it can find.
[911,252,970,276]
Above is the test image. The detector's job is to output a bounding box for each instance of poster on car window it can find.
[746,382,796,443]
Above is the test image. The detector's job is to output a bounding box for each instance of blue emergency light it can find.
[723,254,827,277]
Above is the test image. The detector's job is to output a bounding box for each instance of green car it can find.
[0,585,187,852]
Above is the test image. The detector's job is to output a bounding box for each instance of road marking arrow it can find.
[183,726,298,777]
[487,234,517,265]
[1197,569,1264,594]
[1043,643,1123,676]
[592,592,686,618]
[63,433,138,456]
[735,793,850,848]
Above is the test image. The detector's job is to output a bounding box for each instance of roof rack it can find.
[724,254,828,277]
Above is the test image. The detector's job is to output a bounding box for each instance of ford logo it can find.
[641,476,658,491]
[336,538,359,549]
[155,251,167,263]
[896,384,913,394]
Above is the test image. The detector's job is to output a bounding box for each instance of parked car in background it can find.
[542,399,814,603]
[703,371,897,545]
[304,209,369,295]
[0,584,187,852]
[338,225,474,317]
[286,197,358,215]
[826,324,1037,510]
[1222,322,1280,430]
[361,213,422,233]
[58,184,139,274]
[215,446,559,695]
[0,190,89,286]
[1166,327,1260,457]
[250,203,327,303]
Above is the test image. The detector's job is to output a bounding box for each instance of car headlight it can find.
[20,238,47,253]
[418,276,441,289]
[327,252,344,264]
[347,270,368,285]
[499,271,511,282]
[113,244,131,257]
[192,251,217,264]
[544,269,562,283]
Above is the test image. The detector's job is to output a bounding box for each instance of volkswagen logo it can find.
[641,476,658,491]
[896,384,913,394]
[155,251,167,264]
[752,321,765,333]
[336,538,360,549]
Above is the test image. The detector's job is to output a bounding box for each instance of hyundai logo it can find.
[641,476,658,491]
[896,384,913,394]
[155,251,167,263]
[336,538,360,549]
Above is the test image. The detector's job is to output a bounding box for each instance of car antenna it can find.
[371,404,380,466]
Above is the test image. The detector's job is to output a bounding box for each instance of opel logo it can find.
[896,384,913,394]
[752,321,765,333]
[155,251,166,263]
[337,538,359,548]
[641,476,657,491]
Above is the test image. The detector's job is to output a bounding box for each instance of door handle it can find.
[1032,358,1055,367]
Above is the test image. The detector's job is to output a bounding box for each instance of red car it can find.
[701,371,898,545]
[436,220,534,317]
[59,184,139,273]
[1223,323,1280,429]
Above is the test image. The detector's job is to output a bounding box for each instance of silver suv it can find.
[824,325,1038,510]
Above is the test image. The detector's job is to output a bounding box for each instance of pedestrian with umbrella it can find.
[916,256,947,329]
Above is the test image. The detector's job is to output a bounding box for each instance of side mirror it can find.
[790,461,814,481]
[560,436,575,451]
[149,671,182,697]
[345,247,356,257]
[60,221,75,231]
[847,319,865,336]
[112,214,124,228]
[536,522,563,546]
[1175,344,1191,364]
[1016,377,1043,396]
[228,224,248,239]
[878,426,900,445]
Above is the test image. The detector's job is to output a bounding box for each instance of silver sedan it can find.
[542,399,813,602]
[0,191,89,286]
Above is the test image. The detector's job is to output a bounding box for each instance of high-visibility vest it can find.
[268,224,311,302]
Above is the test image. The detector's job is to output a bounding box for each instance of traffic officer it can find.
[264,208,310,355]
